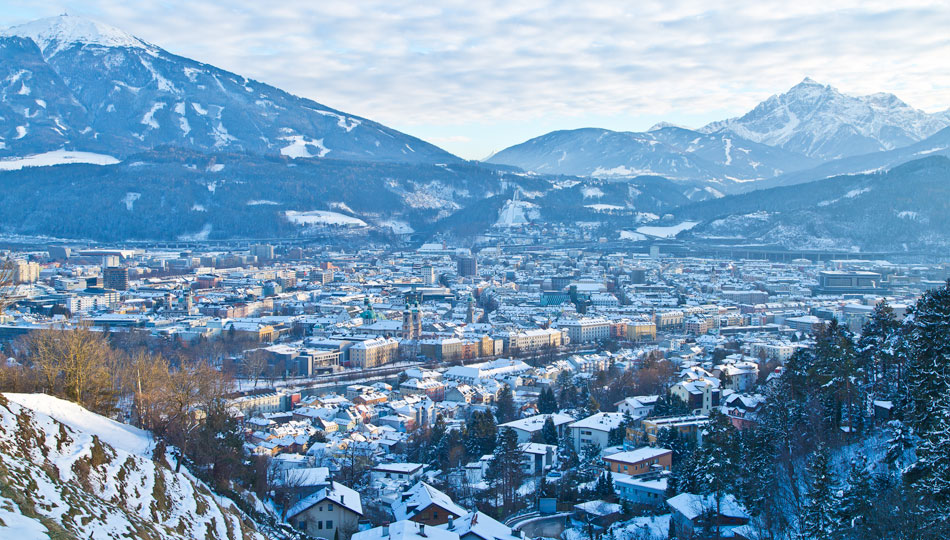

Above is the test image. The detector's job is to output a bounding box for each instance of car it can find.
[546,471,563,480]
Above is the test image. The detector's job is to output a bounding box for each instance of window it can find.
[328,504,334,511]
[327,521,333,529]
[318,506,323,512]
[318,521,323,530]
[433,512,438,519]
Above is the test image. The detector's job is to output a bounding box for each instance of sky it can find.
[2,1,950,160]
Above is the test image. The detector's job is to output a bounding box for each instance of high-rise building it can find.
[102,266,130,291]
[421,265,436,285]
[457,256,477,277]
[251,243,275,261]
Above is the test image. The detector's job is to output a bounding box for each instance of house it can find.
[286,482,363,540]
[615,395,659,419]
[499,413,575,443]
[273,467,331,505]
[392,481,467,526]
[441,511,521,540]
[603,447,672,476]
[372,463,425,485]
[666,493,751,540]
[636,415,710,444]
[354,520,458,540]
[568,412,626,452]
[571,500,622,532]
[518,443,558,476]
[613,472,668,507]
[670,378,721,415]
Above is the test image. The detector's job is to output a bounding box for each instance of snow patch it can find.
[585,204,624,212]
[121,192,141,211]
[636,221,699,238]
[582,186,605,199]
[280,135,330,158]
[378,219,414,234]
[178,223,212,241]
[140,101,165,129]
[620,230,648,241]
[284,210,367,227]
[0,150,119,170]
[247,200,280,206]
[495,200,540,227]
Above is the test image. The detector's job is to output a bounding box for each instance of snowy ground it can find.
[284,210,367,227]
[636,221,699,238]
[0,149,119,170]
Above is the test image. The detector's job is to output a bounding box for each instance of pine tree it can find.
[541,416,559,445]
[802,445,837,540]
[903,281,950,504]
[538,386,559,414]
[495,384,517,424]
[835,456,874,539]
[465,410,498,457]
[486,427,525,516]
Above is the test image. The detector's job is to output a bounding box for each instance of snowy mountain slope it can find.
[702,77,950,161]
[0,392,273,540]
[736,126,950,193]
[485,126,815,182]
[0,15,458,163]
[675,156,950,252]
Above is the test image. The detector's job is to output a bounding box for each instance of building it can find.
[392,482,467,526]
[349,337,399,368]
[456,256,478,278]
[667,493,751,540]
[603,447,672,476]
[616,395,659,419]
[814,271,884,295]
[498,328,566,354]
[102,266,130,291]
[251,243,275,261]
[519,443,557,475]
[568,412,626,452]
[498,413,575,443]
[625,320,657,341]
[371,463,425,485]
[614,472,668,507]
[559,318,611,343]
[636,415,710,444]
[11,260,40,284]
[286,482,363,539]
[671,378,721,415]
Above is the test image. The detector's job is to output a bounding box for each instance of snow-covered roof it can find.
[443,511,519,540]
[666,493,749,521]
[499,413,575,433]
[286,481,363,518]
[569,412,626,431]
[603,447,671,464]
[392,481,466,521]
[354,520,459,540]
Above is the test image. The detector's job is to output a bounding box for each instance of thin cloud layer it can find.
[2,0,948,158]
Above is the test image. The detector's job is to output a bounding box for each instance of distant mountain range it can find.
[1,15,949,254]
[487,78,950,192]
[0,15,457,163]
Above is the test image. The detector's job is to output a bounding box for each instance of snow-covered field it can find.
[495,200,540,227]
[284,210,367,227]
[0,150,120,170]
[620,230,648,241]
[636,221,699,238]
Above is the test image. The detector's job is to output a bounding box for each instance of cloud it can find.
[2,0,949,158]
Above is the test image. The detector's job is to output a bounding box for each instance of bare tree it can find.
[22,324,116,413]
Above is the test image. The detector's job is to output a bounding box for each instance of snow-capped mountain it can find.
[0,393,274,539]
[702,77,950,161]
[676,155,950,252]
[485,126,815,183]
[0,15,458,163]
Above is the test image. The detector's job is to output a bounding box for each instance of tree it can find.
[802,445,837,540]
[486,427,525,517]
[903,281,950,503]
[835,456,874,539]
[495,384,517,424]
[22,325,116,414]
[541,416,559,445]
[538,386,559,414]
[465,410,497,457]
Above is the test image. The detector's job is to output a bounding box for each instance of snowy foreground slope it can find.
[0,393,272,540]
